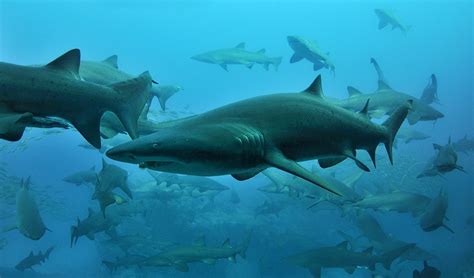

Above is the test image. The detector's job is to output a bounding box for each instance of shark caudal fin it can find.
[382,100,412,164]
[109,72,152,140]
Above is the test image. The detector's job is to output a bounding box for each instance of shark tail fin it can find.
[109,71,152,140]
[239,232,252,259]
[382,100,412,164]
[273,57,282,71]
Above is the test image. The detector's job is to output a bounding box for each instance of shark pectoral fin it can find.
[407,112,421,125]
[1,224,17,233]
[308,265,322,278]
[443,223,455,233]
[100,126,119,139]
[455,165,467,173]
[220,64,228,71]
[174,262,189,272]
[378,19,389,29]
[318,156,347,168]
[232,169,262,181]
[290,53,303,63]
[265,149,343,196]
[246,63,254,69]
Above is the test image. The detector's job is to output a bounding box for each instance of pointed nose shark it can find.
[107,75,411,196]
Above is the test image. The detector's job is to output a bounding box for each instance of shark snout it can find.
[106,141,142,164]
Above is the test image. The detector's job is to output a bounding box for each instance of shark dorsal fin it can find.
[222,238,231,248]
[46,49,80,78]
[102,55,118,69]
[29,251,34,256]
[347,86,363,97]
[337,241,349,249]
[257,48,266,54]
[235,42,245,49]
[303,75,323,97]
[359,99,370,117]
[194,236,206,247]
[377,80,392,91]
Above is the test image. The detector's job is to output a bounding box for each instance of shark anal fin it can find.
[264,148,343,196]
[72,113,102,149]
[318,156,347,168]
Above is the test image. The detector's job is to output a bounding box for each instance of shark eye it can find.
[153,143,161,149]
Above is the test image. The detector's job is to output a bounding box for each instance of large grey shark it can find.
[419,189,453,233]
[0,49,152,148]
[349,190,431,216]
[287,36,335,74]
[141,235,251,272]
[3,178,50,240]
[70,208,119,247]
[191,42,282,71]
[453,135,474,154]
[374,9,411,34]
[335,58,443,125]
[107,75,411,196]
[286,240,414,278]
[80,55,180,113]
[420,74,439,105]
[417,137,465,178]
[15,247,54,271]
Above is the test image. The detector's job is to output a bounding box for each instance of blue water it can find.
[0,1,473,277]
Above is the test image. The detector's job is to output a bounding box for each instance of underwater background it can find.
[0,0,473,277]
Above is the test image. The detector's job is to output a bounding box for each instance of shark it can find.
[287,36,335,74]
[79,55,180,114]
[419,189,453,233]
[417,137,465,178]
[141,234,251,272]
[254,199,285,218]
[0,49,152,148]
[420,74,439,105]
[15,247,54,271]
[349,190,432,216]
[70,208,120,247]
[452,135,474,154]
[3,177,50,240]
[106,75,411,197]
[62,166,96,186]
[334,58,443,125]
[102,254,147,272]
[191,42,282,71]
[374,9,411,34]
[395,128,431,145]
[286,240,414,278]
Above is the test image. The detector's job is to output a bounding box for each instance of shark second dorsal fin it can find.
[302,75,323,97]
[235,42,245,49]
[102,55,118,69]
[45,49,80,78]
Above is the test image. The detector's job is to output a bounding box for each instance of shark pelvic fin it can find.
[232,169,261,181]
[45,49,80,79]
[102,55,118,69]
[302,75,323,97]
[264,148,343,196]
